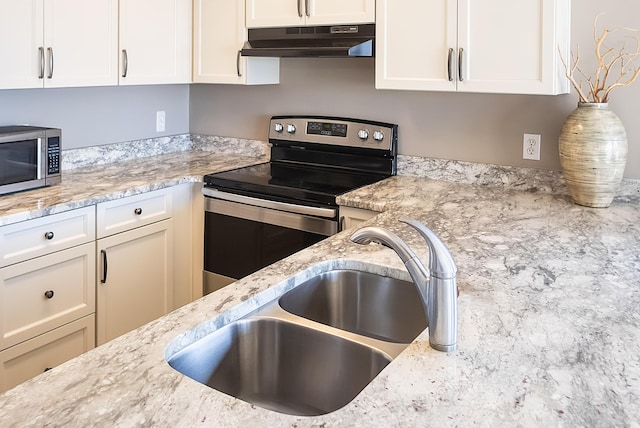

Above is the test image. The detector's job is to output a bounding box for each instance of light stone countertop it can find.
[0,149,268,226]
[0,151,639,427]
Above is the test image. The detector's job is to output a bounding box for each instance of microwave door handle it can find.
[37,138,43,180]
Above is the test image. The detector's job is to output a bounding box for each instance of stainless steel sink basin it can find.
[279,269,427,343]
[167,317,391,416]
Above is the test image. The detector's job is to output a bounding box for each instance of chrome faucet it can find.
[350,217,458,352]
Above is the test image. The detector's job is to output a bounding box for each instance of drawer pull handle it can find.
[44,231,55,240]
[44,290,55,299]
[101,250,108,284]
[134,208,143,215]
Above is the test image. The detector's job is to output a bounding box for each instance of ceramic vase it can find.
[558,102,628,208]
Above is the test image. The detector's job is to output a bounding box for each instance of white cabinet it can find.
[339,206,379,230]
[193,0,279,85]
[0,0,118,89]
[119,0,191,85]
[376,0,571,95]
[0,206,96,393]
[0,315,94,393]
[95,189,174,346]
[96,220,173,345]
[0,243,96,351]
[246,0,375,28]
[0,1,44,89]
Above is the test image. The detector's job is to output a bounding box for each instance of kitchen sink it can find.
[166,267,427,416]
[166,317,391,416]
[279,269,427,343]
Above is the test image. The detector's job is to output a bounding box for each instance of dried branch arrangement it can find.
[560,15,640,103]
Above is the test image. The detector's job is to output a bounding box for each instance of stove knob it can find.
[287,124,296,134]
[373,130,385,141]
[357,129,369,141]
[273,123,284,133]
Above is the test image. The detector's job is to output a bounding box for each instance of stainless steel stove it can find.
[202,116,398,294]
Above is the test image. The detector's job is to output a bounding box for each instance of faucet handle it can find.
[399,217,457,279]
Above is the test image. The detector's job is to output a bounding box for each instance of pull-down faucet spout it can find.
[350,218,458,352]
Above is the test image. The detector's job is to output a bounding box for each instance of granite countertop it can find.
[0,149,268,226]
[1,151,639,427]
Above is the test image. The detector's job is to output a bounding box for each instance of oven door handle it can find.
[202,188,337,219]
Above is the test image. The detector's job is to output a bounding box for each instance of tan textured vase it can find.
[558,103,628,208]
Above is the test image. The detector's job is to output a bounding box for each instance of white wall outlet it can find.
[156,111,166,132]
[523,133,541,160]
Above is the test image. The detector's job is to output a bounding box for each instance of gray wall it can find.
[0,85,189,149]
[191,1,640,179]
[0,1,638,177]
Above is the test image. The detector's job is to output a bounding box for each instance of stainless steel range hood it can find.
[240,24,375,58]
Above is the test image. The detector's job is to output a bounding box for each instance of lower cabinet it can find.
[0,184,196,391]
[96,219,173,345]
[340,206,380,230]
[0,236,96,394]
[0,315,95,393]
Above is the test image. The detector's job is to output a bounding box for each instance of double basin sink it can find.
[166,269,427,416]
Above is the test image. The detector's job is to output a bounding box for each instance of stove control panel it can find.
[269,116,397,151]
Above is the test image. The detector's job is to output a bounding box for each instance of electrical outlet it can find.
[523,133,541,160]
[156,111,166,132]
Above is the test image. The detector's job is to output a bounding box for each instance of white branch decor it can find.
[559,14,640,103]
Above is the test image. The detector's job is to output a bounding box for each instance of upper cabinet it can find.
[376,0,571,95]
[246,0,375,28]
[0,0,118,89]
[119,0,191,85]
[193,0,279,85]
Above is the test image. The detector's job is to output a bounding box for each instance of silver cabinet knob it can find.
[286,124,296,134]
[373,131,385,141]
[358,129,369,140]
[274,123,284,133]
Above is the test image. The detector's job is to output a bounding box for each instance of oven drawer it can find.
[0,206,95,268]
[203,196,337,294]
[96,188,173,238]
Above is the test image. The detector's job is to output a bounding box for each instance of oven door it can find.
[203,190,338,295]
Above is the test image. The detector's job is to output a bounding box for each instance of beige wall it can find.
[190,1,640,179]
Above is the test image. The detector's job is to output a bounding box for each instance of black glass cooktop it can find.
[204,163,387,207]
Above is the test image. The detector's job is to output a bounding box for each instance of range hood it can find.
[241,24,375,58]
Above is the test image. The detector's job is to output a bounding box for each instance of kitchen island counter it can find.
[1,158,639,426]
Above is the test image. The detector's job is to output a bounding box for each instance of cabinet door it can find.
[43,0,118,87]
[306,0,375,25]
[0,0,44,89]
[119,0,191,85]
[0,315,94,393]
[96,187,172,239]
[96,220,173,346]
[246,0,303,28]
[0,242,95,351]
[193,0,279,85]
[457,0,569,94]
[376,0,457,91]
[339,206,379,230]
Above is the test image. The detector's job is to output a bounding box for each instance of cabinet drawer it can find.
[97,188,173,238]
[0,315,95,393]
[0,242,96,351]
[0,206,95,268]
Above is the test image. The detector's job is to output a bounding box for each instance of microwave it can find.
[0,126,62,196]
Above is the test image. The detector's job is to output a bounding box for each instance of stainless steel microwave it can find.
[0,126,62,196]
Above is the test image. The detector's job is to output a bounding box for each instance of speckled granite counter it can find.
[1,149,639,427]
[0,148,268,226]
